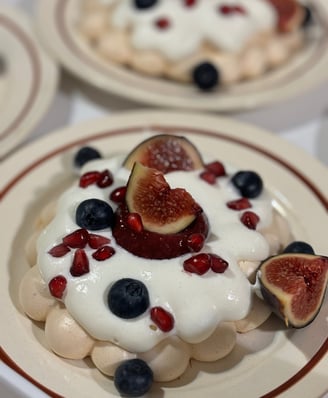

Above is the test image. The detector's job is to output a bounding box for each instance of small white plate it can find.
[0,110,327,398]
[0,5,58,159]
[36,0,328,111]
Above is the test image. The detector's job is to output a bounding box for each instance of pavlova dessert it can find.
[78,0,313,90]
[19,134,328,396]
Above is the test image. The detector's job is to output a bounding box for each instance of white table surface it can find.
[1,1,328,397]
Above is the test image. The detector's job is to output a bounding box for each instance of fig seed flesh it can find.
[123,134,204,173]
[258,253,328,328]
[125,162,202,234]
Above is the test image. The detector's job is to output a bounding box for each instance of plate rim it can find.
[0,110,327,398]
[0,5,59,159]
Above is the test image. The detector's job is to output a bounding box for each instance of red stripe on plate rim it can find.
[0,14,41,141]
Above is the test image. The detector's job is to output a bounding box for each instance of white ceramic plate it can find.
[0,111,327,398]
[0,5,58,159]
[36,0,328,112]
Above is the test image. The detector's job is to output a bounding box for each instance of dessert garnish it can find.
[258,253,328,327]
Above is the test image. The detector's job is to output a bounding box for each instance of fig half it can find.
[125,162,202,234]
[258,253,328,328]
[123,134,204,173]
[267,0,305,32]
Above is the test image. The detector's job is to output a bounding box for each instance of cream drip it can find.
[37,148,273,353]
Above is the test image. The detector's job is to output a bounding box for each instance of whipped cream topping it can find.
[37,146,273,353]
[109,0,277,59]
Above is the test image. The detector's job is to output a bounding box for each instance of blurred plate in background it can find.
[0,5,58,159]
[36,0,328,112]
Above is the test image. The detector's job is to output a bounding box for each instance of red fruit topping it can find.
[127,212,144,233]
[200,170,217,185]
[187,233,205,252]
[234,5,247,14]
[113,203,209,259]
[267,0,300,32]
[79,171,101,188]
[219,5,247,15]
[184,0,196,7]
[220,5,232,14]
[88,233,111,249]
[150,307,175,332]
[227,197,252,211]
[48,275,67,299]
[155,17,170,29]
[97,169,114,188]
[63,228,89,249]
[183,253,211,275]
[210,254,229,273]
[240,211,260,230]
[92,245,116,261]
[123,134,203,174]
[70,249,90,277]
[205,161,226,177]
[48,244,70,257]
[110,186,127,203]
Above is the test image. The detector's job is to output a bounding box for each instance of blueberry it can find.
[302,6,313,28]
[192,62,220,91]
[108,278,149,319]
[283,241,315,255]
[231,170,263,198]
[134,0,158,9]
[114,359,153,397]
[76,199,114,230]
[74,146,102,168]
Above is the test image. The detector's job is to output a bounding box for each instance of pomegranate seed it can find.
[92,245,115,261]
[205,161,226,177]
[183,253,211,275]
[187,233,205,252]
[48,243,70,257]
[219,5,233,14]
[88,233,111,249]
[240,211,260,230]
[210,254,229,273]
[127,213,143,233]
[227,197,252,210]
[63,228,89,248]
[184,0,196,6]
[234,5,246,14]
[70,249,89,277]
[150,307,174,332]
[200,170,217,185]
[155,17,170,29]
[110,186,127,203]
[97,169,114,188]
[79,171,101,188]
[48,275,67,299]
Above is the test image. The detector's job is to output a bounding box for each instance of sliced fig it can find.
[258,253,328,328]
[267,0,305,32]
[125,162,202,234]
[123,134,204,173]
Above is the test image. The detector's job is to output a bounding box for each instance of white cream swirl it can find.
[109,0,277,59]
[37,152,273,353]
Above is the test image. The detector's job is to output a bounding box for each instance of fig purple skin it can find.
[258,253,328,328]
